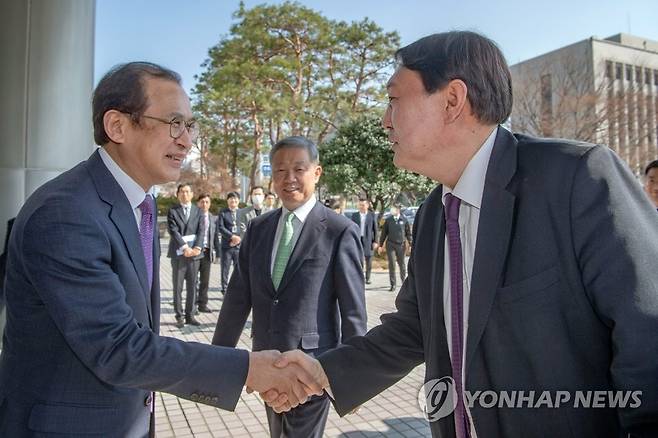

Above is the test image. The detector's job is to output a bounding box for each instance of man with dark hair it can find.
[378,203,412,291]
[644,160,658,210]
[351,198,378,284]
[194,193,220,313]
[237,185,266,238]
[213,136,367,438]
[167,183,203,327]
[0,62,320,437]
[263,192,277,212]
[218,191,242,293]
[269,32,658,437]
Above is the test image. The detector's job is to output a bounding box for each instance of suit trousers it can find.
[171,257,199,318]
[196,250,212,308]
[360,236,373,282]
[265,393,330,438]
[386,241,406,286]
[220,246,240,291]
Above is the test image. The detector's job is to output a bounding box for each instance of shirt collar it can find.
[99,147,152,210]
[282,194,316,224]
[442,126,498,209]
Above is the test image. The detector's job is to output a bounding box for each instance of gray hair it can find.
[270,136,319,164]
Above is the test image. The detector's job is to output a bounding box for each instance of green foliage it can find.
[193,1,400,188]
[320,114,434,213]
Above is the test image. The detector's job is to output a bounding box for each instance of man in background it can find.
[644,160,658,210]
[213,136,367,438]
[238,185,266,238]
[167,183,203,327]
[218,192,241,293]
[351,198,378,284]
[263,192,277,212]
[378,204,412,291]
[195,193,220,314]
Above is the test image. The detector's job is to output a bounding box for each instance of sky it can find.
[95,0,658,95]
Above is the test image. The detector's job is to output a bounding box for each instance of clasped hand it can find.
[246,350,329,413]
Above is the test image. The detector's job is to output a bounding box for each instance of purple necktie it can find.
[138,195,154,291]
[445,193,470,438]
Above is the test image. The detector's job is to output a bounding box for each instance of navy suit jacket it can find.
[217,208,240,250]
[319,129,658,438]
[0,150,248,437]
[351,211,378,257]
[212,202,367,355]
[194,213,220,262]
[167,203,204,259]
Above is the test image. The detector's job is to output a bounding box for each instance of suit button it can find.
[191,393,199,401]
[144,394,152,407]
[273,299,279,305]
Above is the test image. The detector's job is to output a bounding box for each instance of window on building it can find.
[636,66,642,83]
[626,65,633,81]
[646,68,652,85]
[540,74,553,137]
[654,70,658,86]
[616,63,623,80]
[606,61,613,78]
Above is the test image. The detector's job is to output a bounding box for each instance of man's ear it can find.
[103,110,130,144]
[443,79,468,124]
[314,165,323,182]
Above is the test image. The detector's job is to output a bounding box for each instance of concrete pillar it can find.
[0,0,95,242]
[0,0,95,347]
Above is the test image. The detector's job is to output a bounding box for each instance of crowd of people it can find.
[1,30,657,438]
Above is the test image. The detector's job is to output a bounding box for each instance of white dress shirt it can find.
[442,126,498,438]
[270,195,317,274]
[359,212,367,237]
[98,147,153,231]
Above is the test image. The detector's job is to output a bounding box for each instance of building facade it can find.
[511,33,658,176]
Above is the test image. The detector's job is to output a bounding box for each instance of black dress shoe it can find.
[389,285,396,292]
[194,309,200,315]
[185,315,201,326]
[175,317,185,328]
[198,306,213,313]
[365,279,371,285]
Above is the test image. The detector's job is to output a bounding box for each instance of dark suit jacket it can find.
[212,202,367,355]
[195,213,220,262]
[0,150,248,437]
[217,208,240,250]
[351,211,378,257]
[237,205,263,238]
[167,203,203,259]
[319,129,658,438]
[379,214,412,247]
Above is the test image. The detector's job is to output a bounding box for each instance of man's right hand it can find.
[259,350,330,413]
[229,235,241,247]
[245,350,324,412]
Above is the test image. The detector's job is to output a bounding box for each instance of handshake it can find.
[246,350,329,413]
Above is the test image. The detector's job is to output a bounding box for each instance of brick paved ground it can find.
[156,242,430,437]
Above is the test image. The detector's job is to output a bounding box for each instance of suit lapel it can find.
[87,150,154,326]
[256,209,281,296]
[465,128,517,372]
[276,202,326,294]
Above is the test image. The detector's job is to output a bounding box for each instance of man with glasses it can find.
[0,62,321,437]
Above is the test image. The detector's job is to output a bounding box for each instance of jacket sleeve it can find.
[212,221,253,348]
[167,207,187,249]
[21,202,249,411]
[378,219,388,247]
[570,145,658,435]
[217,211,235,241]
[319,210,426,415]
[334,223,367,342]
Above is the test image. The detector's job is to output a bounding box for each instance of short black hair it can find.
[250,186,265,194]
[92,62,181,145]
[645,160,658,175]
[395,31,512,125]
[358,198,369,203]
[227,192,240,201]
[197,193,211,202]
[270,136,319,164]
[265,192,276,198]
[176,183,192,194]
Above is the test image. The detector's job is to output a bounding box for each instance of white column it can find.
[0,0,95,242]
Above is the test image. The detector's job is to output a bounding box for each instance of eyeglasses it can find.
[141,114,199,141]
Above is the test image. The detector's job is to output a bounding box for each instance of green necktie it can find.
[272,212,295,289]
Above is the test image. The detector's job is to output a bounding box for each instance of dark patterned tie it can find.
[444,193,469,438]
[138,195,154,290]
